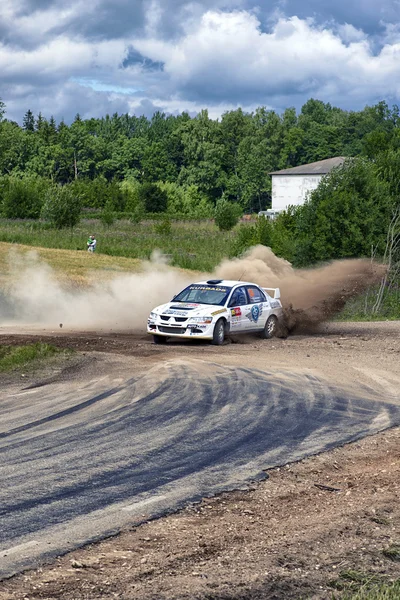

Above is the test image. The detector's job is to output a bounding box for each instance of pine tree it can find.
[35,112,44,132]
[23,109,35,131]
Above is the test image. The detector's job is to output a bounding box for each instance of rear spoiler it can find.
[262,287,281,300]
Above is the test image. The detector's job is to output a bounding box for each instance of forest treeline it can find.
[0,96,399,271]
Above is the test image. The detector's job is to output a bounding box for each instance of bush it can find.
[0,175,49,219]
[100,198,116,227]
[158,181,214,218]
[230,216,273,257]
[255,215,273,246]
[214,199,240,231]
[231,223,257,256]
[129,203,145,224]
[154,218,172,235]
[121,178,145,223]
[41,185,81,229]
[139,182,168,213]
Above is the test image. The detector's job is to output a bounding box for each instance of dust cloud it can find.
[1,249,191,330]
[0,245,384,332]
[215,246,385,332]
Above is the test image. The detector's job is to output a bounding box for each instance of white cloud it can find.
[2,2,400,123]
[0,37,126,83]
[337,22,367,43]
[134,11,400,102]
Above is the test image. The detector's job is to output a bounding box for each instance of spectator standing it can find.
[87,235,97,252]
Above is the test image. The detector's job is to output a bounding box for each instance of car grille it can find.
[158,326,186,335]
[160,315,187,323]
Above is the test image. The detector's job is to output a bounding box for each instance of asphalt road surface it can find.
[1,356,400,579]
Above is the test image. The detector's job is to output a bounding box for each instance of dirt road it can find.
[0,321,399,599]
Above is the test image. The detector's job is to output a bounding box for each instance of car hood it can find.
[151,302,227,317]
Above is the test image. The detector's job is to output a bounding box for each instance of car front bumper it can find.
[147,320,215,340]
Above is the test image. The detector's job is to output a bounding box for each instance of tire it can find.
[261,315,278,339]
[153,335,167,344]
[212,319,225,345]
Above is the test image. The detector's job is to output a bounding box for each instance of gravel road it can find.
[0,321,399,599]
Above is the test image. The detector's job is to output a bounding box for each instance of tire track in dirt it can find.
[1,359,400,578]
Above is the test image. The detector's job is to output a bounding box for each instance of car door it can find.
[243,285,268,330]
[227,286,248,332]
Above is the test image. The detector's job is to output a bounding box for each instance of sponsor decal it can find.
[165,309,188,316]
[231,317,241,327]
[211,308,227,316]
[245,303,263,323]
[187,324,207,329]
[231,307,242,317]
[190,286,228,293]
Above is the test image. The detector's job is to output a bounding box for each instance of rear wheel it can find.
[212,319,225,345]
[261,315,278,339]
[153,335,168,344]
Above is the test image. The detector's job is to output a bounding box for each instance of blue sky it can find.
[1,0,400,123]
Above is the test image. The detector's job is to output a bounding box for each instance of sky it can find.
[1,0,400,124]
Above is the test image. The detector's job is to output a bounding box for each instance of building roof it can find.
[270,156,346,176]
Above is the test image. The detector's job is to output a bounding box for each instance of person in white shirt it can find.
[87,235,97,252]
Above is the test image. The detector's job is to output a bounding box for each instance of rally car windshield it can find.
[173,285,232,306]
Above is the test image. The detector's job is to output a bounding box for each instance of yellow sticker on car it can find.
[211,308,227,316]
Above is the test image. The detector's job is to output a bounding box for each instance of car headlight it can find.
[149,312,158,319]
[190,317,213,324]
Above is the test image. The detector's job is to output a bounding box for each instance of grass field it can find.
[0,218,235,272]
[0,241,143,287]
[0,218,398,320]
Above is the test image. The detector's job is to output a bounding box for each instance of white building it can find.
[270,157,346,212]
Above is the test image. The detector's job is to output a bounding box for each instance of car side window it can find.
[245,286,266,304]
[228,286,248,307]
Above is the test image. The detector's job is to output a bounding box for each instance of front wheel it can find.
[153,335,168,344]
[212,319,225,345]
[261,315,278,339]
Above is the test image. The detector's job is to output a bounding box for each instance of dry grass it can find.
[0,242,143,286]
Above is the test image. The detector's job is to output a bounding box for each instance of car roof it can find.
[192,280,257,287]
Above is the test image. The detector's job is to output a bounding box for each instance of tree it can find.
[0,176,49,219]
[41,185,81,228]
[214,199,240,231]
[138,182,168,213]
[23,110,35,132]
[0,98,5,121]
[294,158,393,264]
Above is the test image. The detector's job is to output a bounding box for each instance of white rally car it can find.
[147,279,283,345]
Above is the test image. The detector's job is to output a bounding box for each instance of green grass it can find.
[335,285,400,322]
[343,580,400,599]
[0,218,236,272]
[329,570,400,599]
[0,343,70,372]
